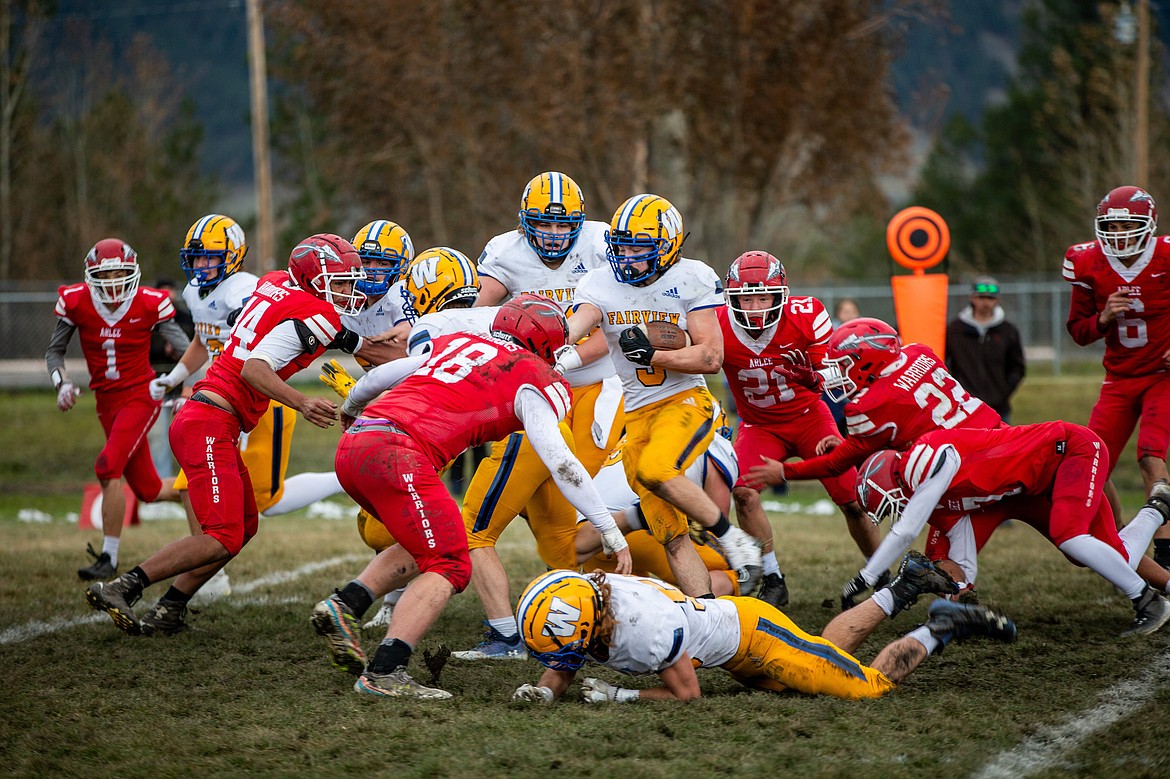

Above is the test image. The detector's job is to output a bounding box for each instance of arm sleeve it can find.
[156,319,191,355]
[517,388,620,536]
[782,433,884,481]
[249,320,309,371]
[341,354,429,416]
[1065,283,1108,346]
[45,319,76,384]
[859,446,960,583]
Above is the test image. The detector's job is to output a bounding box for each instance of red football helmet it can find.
[491,293,569,365]
[287,234,366,315]
[822,317,902,402]
[84,238,141,305]
[724,251,789,330]
[1095,185,1158,260]
[856,450,908,526]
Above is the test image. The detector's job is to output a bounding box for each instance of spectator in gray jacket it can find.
[945,276,1026,422]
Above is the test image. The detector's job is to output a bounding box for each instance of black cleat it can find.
[1122,586,1170,637]
[85,575,143,636]
[887,550,959,614]
[78,543,117,581]
[755,573,789,609]
[142,599,189,636]
[924,599,1017,652]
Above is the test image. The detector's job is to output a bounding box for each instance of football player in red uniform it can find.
[1064,186,1170,569]
[719,252,877,608]
[850,422,1170,636]
[47,238,190,581]
[309,295,632,700]
[85,234,367,637]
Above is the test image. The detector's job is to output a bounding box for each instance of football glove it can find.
[319,359,357,399]
[553,345,583,375]
[776,349,823,392]
[840,572,871,611]
[512,684,555,703]
[149,363,190,401]
[56,382,80,412]
[581,677,639,704]
[618,327,655,366]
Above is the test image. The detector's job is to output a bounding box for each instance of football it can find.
[638,320,692,351]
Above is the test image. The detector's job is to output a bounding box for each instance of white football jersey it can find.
[573,258,723,411]
[478,220,616,387]
[344,280,411,338]
[595,574,740,675]
[406,307,499,356]
[183,271,259,359]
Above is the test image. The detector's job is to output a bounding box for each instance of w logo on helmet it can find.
[543,596,583,639]
[410,256,440,288]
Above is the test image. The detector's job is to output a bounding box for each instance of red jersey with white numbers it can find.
[899,421,1076,513]
[783,344,1003,481]
[195,270,343,431]
[362,332,572,469]
[54,283,175,394]
[719,297,833,426]
[1063,235,1170,377]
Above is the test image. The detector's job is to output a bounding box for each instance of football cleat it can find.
[451,623,527,661]
[1122,586,1170,637]
[141,599,189,636]
[354,669,452,700]
[310,594,368,674]
[887,550,959,615]
[78,543,117,581]
[85,575,143,636]
[363,601,394,630]
[1144,480,1170,525]
[713,526,763,597]
[924,599,1017,651]
[755,573,789,609]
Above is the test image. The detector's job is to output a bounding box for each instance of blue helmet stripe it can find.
[550,172,562,204]
[617,195,648,232]
[192,214,216,239]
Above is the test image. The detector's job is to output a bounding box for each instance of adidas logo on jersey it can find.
[572,262,588,273]
[663,287,680,299]
[208,301,217,309]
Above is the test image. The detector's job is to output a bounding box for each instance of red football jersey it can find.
[54,283,175,394]
[899,421,1075,514]
[783,344,1003,480]
[719,297,832,426]
[1063,235,1170,377]
[362,332,573,469]
[195,270,344,431]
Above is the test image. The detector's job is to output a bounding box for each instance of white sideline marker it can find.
[0,554,364,646]
[973,649,1170,779]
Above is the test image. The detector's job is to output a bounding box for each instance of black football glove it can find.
[776,349,824,392]
[619,327,656,366]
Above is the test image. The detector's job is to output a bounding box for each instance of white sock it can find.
[1058,534,1146,599]
[488,616,519,639]
[1119,507,1163,568]
[102,536,120,567]
[870,588,896,616]
[263,472,343,516]
[762,551,781,577]
[384,586,406,607]
[907,625,940,655]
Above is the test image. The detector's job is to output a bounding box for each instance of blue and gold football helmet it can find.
[605,193,684,285]
[404,247,479,318]
[519,171,586,263]
[515,569,602,672]
[352,219,414,297]
[180,214,247,290]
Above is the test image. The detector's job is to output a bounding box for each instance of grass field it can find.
[1,373,1169,779]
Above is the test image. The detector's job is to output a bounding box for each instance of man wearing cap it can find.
[944,276,1026,422]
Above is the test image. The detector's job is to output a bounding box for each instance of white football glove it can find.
[581,677,639,704]
[553,345,582,375]
[599,526,629,556]
[149,364,190,401]
[56,382,79,412]
[512,684,555,703]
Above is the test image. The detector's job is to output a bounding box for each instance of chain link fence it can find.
[0,276,1102,388]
